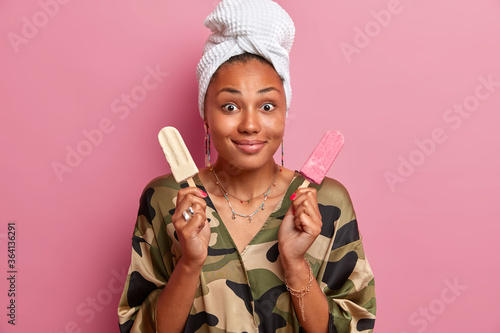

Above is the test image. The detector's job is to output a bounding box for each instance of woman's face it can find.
[204,59,286,170]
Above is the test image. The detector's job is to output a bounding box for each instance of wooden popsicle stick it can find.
[298,178,310,189]
[187,177,196,188]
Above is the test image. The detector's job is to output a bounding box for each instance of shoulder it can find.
[315,177,358,231]
[138,173,181,203]
[315,176,353,206]
[142,173,179,190]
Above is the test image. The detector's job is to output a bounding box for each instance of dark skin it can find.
[156,59,329,332]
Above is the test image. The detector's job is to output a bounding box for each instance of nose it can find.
[238,109,261,134]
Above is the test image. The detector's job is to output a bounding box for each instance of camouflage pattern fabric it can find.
[118,173,376,332]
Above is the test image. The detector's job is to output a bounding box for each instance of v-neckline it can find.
[192,172,305,256]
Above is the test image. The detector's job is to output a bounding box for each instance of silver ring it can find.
[188,206,195,215]
[182,211,191,221]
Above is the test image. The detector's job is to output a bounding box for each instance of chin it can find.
[236,156,278,171]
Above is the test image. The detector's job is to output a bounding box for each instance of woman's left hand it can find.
[278,187,323,266]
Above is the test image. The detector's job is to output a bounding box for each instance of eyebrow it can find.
[216,87,281,96]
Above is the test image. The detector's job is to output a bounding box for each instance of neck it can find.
[211,160,279,199]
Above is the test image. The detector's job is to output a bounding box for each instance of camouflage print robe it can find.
[118,173,376,332]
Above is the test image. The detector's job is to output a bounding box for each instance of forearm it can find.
[156,257,202,333]
[283,258,329,332]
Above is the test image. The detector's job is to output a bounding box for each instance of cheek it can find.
[208,122,234,150]
[265,116,286,137]
[208,116,234,136]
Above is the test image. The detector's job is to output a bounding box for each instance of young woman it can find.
[118,1,376,332]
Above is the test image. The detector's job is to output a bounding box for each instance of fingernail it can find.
[290,193,296,200]
[200,190,207,197]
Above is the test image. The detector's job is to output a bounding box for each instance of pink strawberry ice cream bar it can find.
[299,130,344,186]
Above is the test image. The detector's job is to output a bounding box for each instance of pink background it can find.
[1,0,499,332]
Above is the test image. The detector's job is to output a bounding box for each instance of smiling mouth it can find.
[232,140,267,153]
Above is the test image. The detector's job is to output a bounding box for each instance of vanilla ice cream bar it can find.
[158,126,199,187]
[299,130,344,187]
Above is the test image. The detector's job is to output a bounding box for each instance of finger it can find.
[183,214,208,237]
[185,200,207,224]
[291,190,321,222]
[296,212,322,237]
[292,187,317,197]
[294,212,321,236]
[292,205,322,234]
[191,202,206,215]
[176,187,208,207]
[183,193,207,209]
[173,194,207,224]
[287,196,306,232]
[174,208,206,229]
[289,189,318,232]
[290,189,315,211]
[291,188,317,207]
[296,204,322,225]
[285,208,304,233]
[280,212,301,233]
[291,198,314,220]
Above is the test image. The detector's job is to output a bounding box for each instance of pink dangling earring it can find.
[204,124,211,167]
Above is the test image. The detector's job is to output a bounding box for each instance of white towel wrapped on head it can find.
[196,0,295,119]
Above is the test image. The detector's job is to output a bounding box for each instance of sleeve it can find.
[117,186,173,333]
[315,179,376,333]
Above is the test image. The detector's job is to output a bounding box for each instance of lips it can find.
[232,140,267,154]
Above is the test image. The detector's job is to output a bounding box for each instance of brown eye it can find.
[262,103,275,112]
[223,104,238,112]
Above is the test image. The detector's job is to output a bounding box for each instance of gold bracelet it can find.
[284,258,313,322]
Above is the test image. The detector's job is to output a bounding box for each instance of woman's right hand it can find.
[172,187,211,269]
